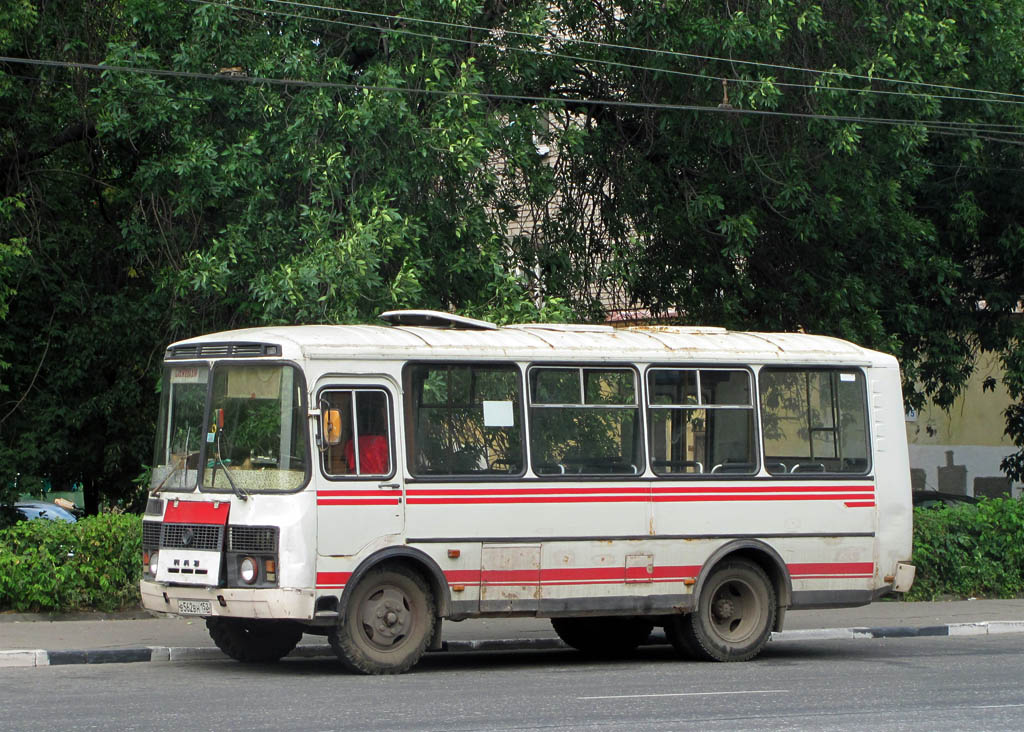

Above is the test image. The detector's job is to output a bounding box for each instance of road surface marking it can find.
[579,690,788,700]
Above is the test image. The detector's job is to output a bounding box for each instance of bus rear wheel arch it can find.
[329,563,437,674]
[669,558,776,662]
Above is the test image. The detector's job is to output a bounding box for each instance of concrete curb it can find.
[4,620,1024,669]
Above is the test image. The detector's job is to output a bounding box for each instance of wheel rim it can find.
[358,584,414,651]
[706,577,763,644]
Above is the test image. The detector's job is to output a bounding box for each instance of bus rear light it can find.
[239,556,259,584]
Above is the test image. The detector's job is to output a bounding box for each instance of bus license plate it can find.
[177,599,212,616]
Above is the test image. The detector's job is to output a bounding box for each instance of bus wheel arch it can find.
[341,546,453,620]
[669,541,792,662]
[694,540,792,624]
[329,547,450,674]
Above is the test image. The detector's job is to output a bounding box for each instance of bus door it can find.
[315,382,402,556]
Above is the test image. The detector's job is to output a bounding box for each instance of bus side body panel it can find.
[312,364,909,621]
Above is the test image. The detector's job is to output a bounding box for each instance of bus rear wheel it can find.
[551,616,653,657]
[206,617,303,663]
[329,565,436,675]
[669,559,776,662]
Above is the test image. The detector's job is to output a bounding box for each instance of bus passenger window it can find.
[529,366,642,476]
[406,363,523,477]
[647,369,755,476]
[320,389,392,477]
[759,369,869,475]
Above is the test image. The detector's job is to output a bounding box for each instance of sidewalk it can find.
[3,598,1024,669]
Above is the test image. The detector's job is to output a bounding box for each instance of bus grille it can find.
[142,521,162,547]
[160,523,225,551]
[228,526,278,553]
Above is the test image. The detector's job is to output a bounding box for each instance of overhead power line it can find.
[260,0,1024,104]
[183,0,1024,114]
[3,55,1024,144]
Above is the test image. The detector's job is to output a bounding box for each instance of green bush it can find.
[0,513,141,612]
[907,497,1024,601]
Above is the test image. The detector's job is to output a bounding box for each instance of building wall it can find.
[905,351,1020,497]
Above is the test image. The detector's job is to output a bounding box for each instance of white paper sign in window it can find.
[483,400,515,427]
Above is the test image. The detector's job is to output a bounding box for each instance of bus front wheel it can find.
[669,559,776,662]
[206,617,303,663]
[329,564,436,675]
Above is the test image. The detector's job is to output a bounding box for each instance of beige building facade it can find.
[905,351,1020,498]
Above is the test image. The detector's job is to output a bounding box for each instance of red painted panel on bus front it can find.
[164,500,230,525]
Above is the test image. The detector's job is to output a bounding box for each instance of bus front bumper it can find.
[141,580,315,621]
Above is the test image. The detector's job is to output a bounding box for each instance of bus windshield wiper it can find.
[213,434,249,502]
[154,426,191,496]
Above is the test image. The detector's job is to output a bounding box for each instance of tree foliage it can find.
[501,0,1024,476]
[1,0,1023,507]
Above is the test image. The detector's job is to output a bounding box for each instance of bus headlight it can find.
[149,551,160,577]
[239,556,259,584]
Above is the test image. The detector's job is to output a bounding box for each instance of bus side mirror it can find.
[323,409,343,446]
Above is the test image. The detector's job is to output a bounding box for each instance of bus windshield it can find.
[151,363,308,493]
[152,364,208,492]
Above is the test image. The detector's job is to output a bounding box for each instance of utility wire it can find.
[260,0,1024,103]
[186,0,1024,116]
[4,55,1024,143]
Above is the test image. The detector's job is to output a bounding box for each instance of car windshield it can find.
[151,363,308,494]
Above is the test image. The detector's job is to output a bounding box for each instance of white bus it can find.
[141,310,915,673]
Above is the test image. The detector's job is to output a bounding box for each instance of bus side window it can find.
[647,368,756,476]
[405,363,523,477]
[320,389,392,477]
[759,369,870,475]
[529,366,642,476]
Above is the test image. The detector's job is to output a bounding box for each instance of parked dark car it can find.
[3,501,79,523]
[911,491,979,509]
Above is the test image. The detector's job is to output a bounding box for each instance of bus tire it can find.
[206,617,303,663]
[669,559,775,662]
[330,564,436,675]
[551,616,653,656]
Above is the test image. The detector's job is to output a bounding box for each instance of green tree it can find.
[3,0,1024,512]
[0,0,564,511]
[501,0,1024,475]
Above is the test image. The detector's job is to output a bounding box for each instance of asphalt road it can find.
[3,634,1023,731]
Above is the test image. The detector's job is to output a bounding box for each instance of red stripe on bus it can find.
[653,493,873,502]
[788,562,873,576]
[652,484,874,494]
[318,489,402,497]
[444,570,481,583]
[316,571,352,588]
[844,501,876,508]
[410,486,651,496]
[405,493,873,505]
[317,501,401,507]
[404,483,872,498]
[318,561,871,591]
[163,500,229,525]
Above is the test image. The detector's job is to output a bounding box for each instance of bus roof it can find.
[168,312,895,368]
